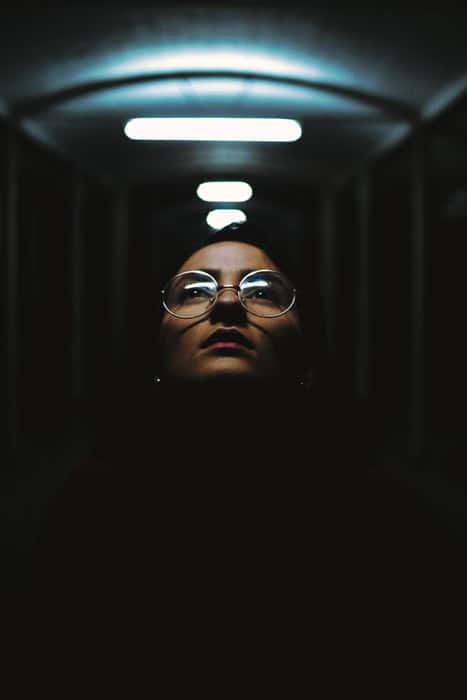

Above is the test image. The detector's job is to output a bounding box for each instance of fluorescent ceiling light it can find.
[197,181,253,203]
[124,118,302,142]
[206,209,247,230]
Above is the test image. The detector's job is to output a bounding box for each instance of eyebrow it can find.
[200,268,258,278]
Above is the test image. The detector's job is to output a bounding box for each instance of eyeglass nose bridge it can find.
[215,283,242,302]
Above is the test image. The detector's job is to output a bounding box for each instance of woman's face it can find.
[159,241,303,382]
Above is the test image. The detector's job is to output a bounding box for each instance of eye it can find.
[180,283,213,300]
[254,287,275,299]
[244,284,278,302]
[182,288,201,298]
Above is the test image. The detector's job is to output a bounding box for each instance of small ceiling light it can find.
[206,209,247,230]
[124,118,301,142]
[197,181,253,203]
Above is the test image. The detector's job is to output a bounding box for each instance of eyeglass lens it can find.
[165,271,293,318]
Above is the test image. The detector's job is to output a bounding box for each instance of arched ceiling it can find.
[1,2,467,185]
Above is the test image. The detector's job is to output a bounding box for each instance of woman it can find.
[31,220,467,661]
[32,221,362,587]
[95,220,361,471]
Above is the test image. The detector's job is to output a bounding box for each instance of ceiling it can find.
[1,2,467,186]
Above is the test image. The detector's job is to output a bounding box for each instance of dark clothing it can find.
[32,383,467,625]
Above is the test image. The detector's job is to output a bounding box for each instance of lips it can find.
[201,328,254,350]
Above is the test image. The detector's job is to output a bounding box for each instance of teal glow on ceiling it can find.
[99,47,326,82]
[54,78,381,118]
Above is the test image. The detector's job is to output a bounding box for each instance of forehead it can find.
[177,241,277,275]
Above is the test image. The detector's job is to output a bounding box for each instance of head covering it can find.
[158,221,303,291]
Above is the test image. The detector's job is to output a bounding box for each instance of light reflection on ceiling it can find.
[52,77,382,118]
[99,48,327,82]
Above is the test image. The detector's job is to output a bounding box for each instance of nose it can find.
[210,285,246,322]
[216,285,240,304]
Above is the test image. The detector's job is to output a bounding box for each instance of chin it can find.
[194,367,258,383]
[203,372,259,384]
[195,357,259,380]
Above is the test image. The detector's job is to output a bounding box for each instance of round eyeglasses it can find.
[162,269,297,319]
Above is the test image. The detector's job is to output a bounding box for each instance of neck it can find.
[93,373,327,466]
[156,374,306,402]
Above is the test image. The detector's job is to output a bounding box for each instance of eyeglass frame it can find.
[161,268,297,319]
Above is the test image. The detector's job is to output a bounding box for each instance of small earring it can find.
[152,375,161,384]
[298,370,314,390]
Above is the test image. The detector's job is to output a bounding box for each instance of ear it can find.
[299,367,315,390]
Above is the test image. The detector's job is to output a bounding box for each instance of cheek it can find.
[260,316,301,345]
[159,319,203,363]
[253,318,303,365]
[159,318,183,362]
